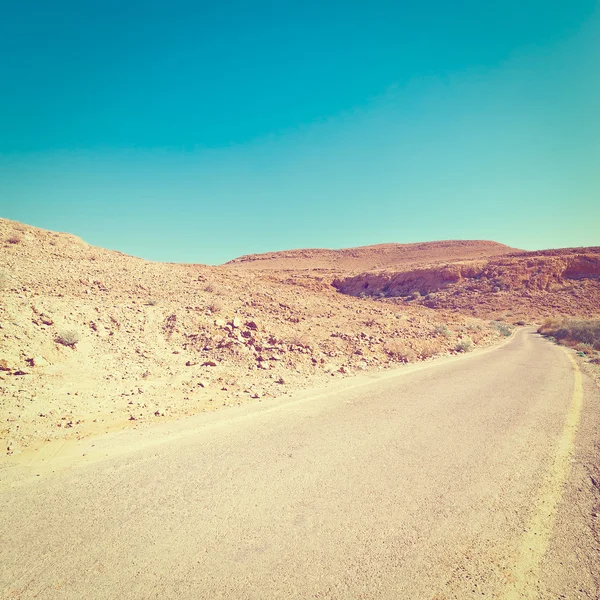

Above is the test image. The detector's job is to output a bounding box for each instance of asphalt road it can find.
[1,329,599,599]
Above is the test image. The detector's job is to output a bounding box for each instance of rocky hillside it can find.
[332,249,600,319]
[224,240,517,271]
[0,219,511,456]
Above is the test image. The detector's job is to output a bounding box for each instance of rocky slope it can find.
[0,219,511,456]
[332,249,600,320]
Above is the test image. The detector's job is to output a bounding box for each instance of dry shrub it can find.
[288,335,313,349]
[433,324,450,337]
[384,339,417,363]
[574,343,595,355]
[208,300,223,314]
[204,282,223,295]
[538,318,600,350]
[455,337,473,353]
[413,338,443,359]
[537,317,563,336]
[56,330,80,347]
[493,322,513,337]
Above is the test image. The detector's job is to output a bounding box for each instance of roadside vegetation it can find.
[538,318,600,356]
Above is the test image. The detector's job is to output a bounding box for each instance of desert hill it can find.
[224,240,517,271]
[1,218,598,458]
[0,219,514,456]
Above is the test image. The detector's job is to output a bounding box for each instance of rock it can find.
[245,321,258,330]
[31,356,49,367]
[13,369,30,376]
[214,318,226,328]
[201,360,217,367]
[0,359,13,372]
[185,360,197,367]
[231,317,241,328]
[197,380,208,388]
[39,314,54,326]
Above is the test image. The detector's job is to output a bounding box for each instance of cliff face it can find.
[332,250,600,318]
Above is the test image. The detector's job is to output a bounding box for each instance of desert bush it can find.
[538,318,600,350]
[384,339,417,362]
[207,300,223,313]
[56,330,80,347]
[146,298,158,306]
[288,334,313,349]
[493,322,513,337]
[433,324,450,337]
[414,339,443,359]
[204,282,223,294]
[537,317,563,336]
[455,337,473,353]
[574,343,595,356]
[568,320,600,348]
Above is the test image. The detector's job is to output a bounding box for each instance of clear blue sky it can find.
[1,1,598,264]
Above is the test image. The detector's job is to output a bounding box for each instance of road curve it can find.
[1,329,599,599]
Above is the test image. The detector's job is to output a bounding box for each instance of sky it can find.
[1,0,599,264]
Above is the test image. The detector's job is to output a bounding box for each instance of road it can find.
[1,328,599,599]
